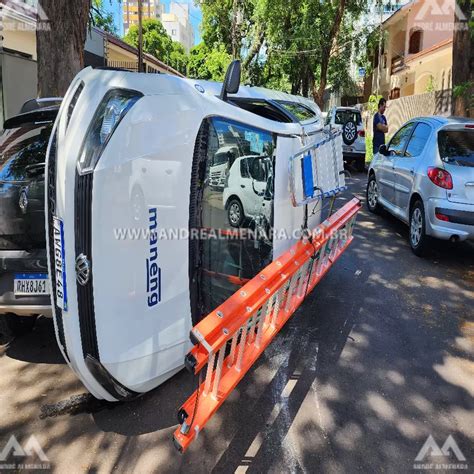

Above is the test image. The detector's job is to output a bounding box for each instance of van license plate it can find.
[14,274,50,296]
[53,217,68,311]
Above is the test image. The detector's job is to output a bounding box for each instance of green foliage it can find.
[187,43,232,81]
[91,0,117,35]
[123,18,187,75]
[425,75,436,93]
[453,81,474,109]
[368,94,383,114]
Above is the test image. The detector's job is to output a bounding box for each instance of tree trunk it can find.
[312,0,347,108]
[242,27,265,70]
[452,0,473,117]
[231,0,242,60]
[37,0,91,97]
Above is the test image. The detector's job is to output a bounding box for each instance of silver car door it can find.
[394,122,432,215]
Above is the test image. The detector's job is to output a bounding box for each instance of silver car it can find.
[367,116,474,256]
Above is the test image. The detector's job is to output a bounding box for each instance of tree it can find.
[91,0,117,35]
[124,18,173,63]
[187,43,231,81]
[452,0,473,117]
[37,0,91,97]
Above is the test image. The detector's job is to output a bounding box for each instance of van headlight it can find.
[77,89,143,175]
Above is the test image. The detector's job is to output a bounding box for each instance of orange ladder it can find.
[173,198,361,453]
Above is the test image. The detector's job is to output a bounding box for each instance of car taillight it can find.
[358,130,365,138]
[427,167,453,190]
[435,211,450,222]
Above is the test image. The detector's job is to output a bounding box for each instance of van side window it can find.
[189,117,275,322]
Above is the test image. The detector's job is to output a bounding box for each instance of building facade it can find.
[122,0,163,33]
[370,0,454,100]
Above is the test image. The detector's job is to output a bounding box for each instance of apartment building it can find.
[123,0,163,33]
[161,2,194,53]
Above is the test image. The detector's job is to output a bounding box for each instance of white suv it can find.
[326,106,366,172]
[223,155,273,227]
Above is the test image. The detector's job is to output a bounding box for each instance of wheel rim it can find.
[229,203,241,225]
[345,123,356,142]
[410,208,423,247]
[367,180,378,208]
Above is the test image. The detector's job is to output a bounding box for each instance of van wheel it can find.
[227,199,244,227]
[366,175,381,214]
[410,200,429,257]
[0,314,37,346]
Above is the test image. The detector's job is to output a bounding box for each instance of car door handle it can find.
[410,168,414,175]
[240,185,246,188]
[465,182,474,187]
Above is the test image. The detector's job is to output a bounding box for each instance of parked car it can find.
[367,116,474,256]
[223,155,273,227]
[0,102,59,344]
[45,65,342,402]
[326,106,366,171]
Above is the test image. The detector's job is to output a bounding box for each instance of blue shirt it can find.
[373,113,387,154]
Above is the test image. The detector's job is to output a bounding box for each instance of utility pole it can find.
[138,0,145,72]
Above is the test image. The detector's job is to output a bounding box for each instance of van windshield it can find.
[438,130,474,167]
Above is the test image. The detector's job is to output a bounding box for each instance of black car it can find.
[0,102,59,344]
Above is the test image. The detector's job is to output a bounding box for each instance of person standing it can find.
[373,98,388,154]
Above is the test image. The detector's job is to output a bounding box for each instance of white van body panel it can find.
[46,67,327,400]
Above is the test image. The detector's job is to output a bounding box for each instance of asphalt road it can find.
[1,174,473,473]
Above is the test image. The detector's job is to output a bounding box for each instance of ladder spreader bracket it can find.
[173,197,362,453]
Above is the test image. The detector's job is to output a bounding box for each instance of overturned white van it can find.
[46,63,343,401]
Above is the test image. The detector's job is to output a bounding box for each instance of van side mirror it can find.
[379,144,389,156]
[220,60,241,102]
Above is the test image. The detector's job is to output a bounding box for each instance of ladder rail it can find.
[174,198,361,453]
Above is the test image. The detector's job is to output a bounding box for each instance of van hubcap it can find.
[411,208,423,246]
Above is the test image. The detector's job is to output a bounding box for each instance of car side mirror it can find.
[379,144,389,156]
[220,60,241,102]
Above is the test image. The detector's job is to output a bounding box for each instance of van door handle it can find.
[466,182,474,187]
[240,185,246,188]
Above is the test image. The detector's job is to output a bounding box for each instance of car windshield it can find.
[335,110,362,126]
[0,123,52,182]
[275,101,316,122]
[438,129,474,167]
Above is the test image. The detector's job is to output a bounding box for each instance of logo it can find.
[146,208,161,307]
[19,188,28,214]
[0,435,50,469]
[415,0,467,21]
[414,435,468,470]
[194,84,205,93]
[75,253,91,286]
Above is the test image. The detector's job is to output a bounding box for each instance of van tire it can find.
[0,313,37,346]
[227,198,244,227]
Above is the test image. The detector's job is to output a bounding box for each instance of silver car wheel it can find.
[229,202,242,226]
[410,208,423,247]
[368,180,378,208]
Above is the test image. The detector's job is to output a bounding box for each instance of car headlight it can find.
[77,89,143,175]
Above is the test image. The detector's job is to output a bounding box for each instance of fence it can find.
[363,89,452,136]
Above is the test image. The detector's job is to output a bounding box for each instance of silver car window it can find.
[404,123,432,157]
[387,123,415,156]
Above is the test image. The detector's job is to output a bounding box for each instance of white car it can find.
[326,106,366,171]
[223,155,273,227]
[45,64,336,401]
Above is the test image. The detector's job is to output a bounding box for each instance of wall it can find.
[1,52,38,122]
[2,29,37,59]
[364,89,452,136]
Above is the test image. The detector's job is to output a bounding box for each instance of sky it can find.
[103,0,202,44]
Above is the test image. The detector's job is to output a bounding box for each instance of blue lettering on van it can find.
[146,207,161,307]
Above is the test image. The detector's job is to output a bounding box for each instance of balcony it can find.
[391,56,405,75]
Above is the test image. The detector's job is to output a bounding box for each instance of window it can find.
[409,29,423,54]
[438,130,474,167]
[404,123,431,157]
[190,118,275,321]
[275,101,316,122]
[232,99,293,123]
[0,123,52,182]
[387,123,415,156]
[334,109,362,126]
[171,29,177,36]
[390,88,400,100]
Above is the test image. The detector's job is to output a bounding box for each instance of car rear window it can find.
[335,110,362,126]
[0,123,52,182]
[438,129,474,167]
